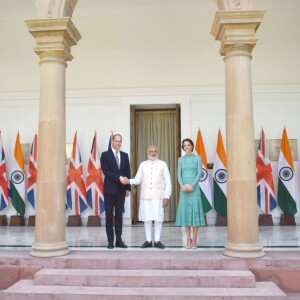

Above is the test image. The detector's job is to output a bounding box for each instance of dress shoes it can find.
[141,241,152,248]
[115,240,128,248]
[154,241,165,249]
[107,242,114,249]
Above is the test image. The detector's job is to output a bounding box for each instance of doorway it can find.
[130,105,181,224]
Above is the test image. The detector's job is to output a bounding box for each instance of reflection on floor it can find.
[1,225,300,250]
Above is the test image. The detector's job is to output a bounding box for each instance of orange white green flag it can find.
[10,132,25,216]
[277,128,297,214]
[195,129,212,214]
[213,129,227,216]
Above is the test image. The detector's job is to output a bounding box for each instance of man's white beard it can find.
[148,155,158,161]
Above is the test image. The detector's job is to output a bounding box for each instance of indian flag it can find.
[10,132,25,216]
[277,128,297,214]
[195,129,212,214]
[213,129,227,216]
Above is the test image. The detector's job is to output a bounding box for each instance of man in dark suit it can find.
[100,134,131,249]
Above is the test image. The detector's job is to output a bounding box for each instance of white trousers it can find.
[139,199,164,222]
[144,220,163,242]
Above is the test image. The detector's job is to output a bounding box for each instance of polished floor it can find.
[1,224,300,251]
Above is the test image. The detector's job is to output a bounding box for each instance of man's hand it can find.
[120,176,129,185]
[125,190,131,197]
[162,198,168,208]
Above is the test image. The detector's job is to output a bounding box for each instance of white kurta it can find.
[130,159,172,222]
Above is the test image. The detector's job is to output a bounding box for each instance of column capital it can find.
[211,10,265,56]
[25,17,81,62]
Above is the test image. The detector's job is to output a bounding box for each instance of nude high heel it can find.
[191,241,197,250]
[186,239,192,249]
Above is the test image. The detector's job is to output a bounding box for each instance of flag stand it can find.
[9,215,25,226]
[215,215,227,226]
[27,215,35,226]
[204,215,208,226]
[67,215,82,226]
[280,214,296,226]
[258,214,273,226]
[87,215,101,227]
[0,215,7,226]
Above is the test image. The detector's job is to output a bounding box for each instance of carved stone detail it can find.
[35,0,78,18]
[215,0,253,11]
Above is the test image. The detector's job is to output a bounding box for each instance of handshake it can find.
[119,176,130,185]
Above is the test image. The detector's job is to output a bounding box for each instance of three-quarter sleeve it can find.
[191,156,202,187]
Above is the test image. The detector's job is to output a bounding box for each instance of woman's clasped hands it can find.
[181,184,194,193]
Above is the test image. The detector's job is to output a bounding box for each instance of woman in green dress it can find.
[175,138,205,250]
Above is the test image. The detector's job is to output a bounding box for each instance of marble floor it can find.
[1,224,300,251]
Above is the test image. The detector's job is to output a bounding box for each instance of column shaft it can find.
[211,9,265,258]
[26,18,81,257]
[33,58,68,254]
[224,47,263,257]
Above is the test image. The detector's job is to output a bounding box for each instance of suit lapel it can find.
[109,150,119,170]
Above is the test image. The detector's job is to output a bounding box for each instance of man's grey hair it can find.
[147,145,158,153]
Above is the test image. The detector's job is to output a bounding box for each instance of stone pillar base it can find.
[215,215,227,226]
[30,241,70,258]
[9,215,25,226]
[67,215,82,227]
[224,241,265,258]
[28,215,36,226]
[87,215,101,227]
[259,214,273,226]
[280,214,296,226]
[0,215,8,226]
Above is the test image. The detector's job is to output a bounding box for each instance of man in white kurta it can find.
[129,146,172,249]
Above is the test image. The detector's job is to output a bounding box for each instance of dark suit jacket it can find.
[100,149,131,195]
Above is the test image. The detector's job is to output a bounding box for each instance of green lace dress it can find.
[175,153,205,226]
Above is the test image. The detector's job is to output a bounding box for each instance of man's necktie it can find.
[115,150,120,168]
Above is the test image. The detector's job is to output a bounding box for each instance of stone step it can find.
[2,280,287,300]
[2,250,300,271]
[34,268,256,288]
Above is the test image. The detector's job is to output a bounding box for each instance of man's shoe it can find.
[115,240,128,248]
[141,241,152,248]
[154,241,165,249]
[107,242,114,249]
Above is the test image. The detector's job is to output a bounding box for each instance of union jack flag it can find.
[66,132,87,216]
[27,134,37,209]
[256,128,277,214]
[108,131,113,150]
[86,133,105,216]
[0,132,9,211]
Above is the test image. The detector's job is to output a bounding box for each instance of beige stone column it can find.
[25,18,81,257]
[211,2,265,258]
